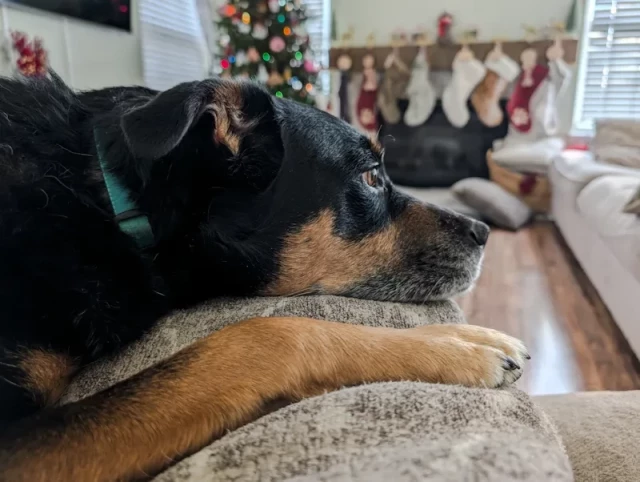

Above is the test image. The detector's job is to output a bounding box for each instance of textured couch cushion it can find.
[594,119,640,169]
[60,296,571,481]
[158,384,571,482]
[576,176,640,282]
[536,391,640,482]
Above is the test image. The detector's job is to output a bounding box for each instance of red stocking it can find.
[356,55,378,133]
[506,65,549,132]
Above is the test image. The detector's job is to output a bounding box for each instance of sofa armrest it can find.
[535,391,640,482]
[553,150,640,190]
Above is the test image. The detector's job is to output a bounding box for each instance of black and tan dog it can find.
[0,75,529,481]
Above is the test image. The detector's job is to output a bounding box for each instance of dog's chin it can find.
[337,254,484,304]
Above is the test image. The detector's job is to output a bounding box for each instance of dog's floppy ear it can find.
[121,79,248,160]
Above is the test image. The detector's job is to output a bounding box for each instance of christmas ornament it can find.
[293,24,307,38]
[220,4,237,17]
[219,34,230,47]
[291,77,303,90]
[437,12,454,45]
[257,63,270,83]
[252,22,269,40]
[247,47,260,62]
[269,36,286,53]
[304,59,319,73]
[257,2,267,13]
[284,67,292,81]
[238,22,252,34]
[267,69,284,87]
[11,31,48,77]
[235,50,248,66]
[268,0,280,13]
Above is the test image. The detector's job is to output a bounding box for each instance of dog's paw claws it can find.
[502,356,520,371]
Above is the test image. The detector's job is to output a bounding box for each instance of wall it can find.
[0,1,143,89]
[332,0,575,44]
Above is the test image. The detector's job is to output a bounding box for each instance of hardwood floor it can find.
[457,222,640,396]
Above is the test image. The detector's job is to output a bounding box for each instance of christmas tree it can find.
[215,0,320,106]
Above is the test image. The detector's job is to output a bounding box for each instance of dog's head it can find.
[119,79,488,302]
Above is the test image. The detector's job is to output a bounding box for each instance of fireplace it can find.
[381,99,508,187]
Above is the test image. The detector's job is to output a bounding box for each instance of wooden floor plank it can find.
[457,222,640,396]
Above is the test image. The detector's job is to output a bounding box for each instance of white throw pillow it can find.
[593,119,640,169]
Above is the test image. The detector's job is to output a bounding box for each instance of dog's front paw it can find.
[408,324,530,388]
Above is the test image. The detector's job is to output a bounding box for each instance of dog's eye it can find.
[362,168,379,187]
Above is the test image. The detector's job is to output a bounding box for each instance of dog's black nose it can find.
[469,221,490,246]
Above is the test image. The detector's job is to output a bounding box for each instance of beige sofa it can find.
[550,150,640,357]
[61,296,640,481]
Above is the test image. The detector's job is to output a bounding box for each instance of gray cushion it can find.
[452,178,533,230]
[60,296,570,481]
[158,384,571,482]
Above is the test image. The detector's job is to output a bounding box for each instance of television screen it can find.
[6,0,131,31]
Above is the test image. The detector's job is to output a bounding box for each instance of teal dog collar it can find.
[95,131,154,249]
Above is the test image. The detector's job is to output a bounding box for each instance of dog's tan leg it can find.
[0,317,528,482]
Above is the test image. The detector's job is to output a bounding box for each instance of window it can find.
[304,0,332,93]
[573,0,640,132]
[139,0,206,91]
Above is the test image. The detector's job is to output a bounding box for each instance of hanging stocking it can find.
[337,53,353,123]
[538,38,572,135]
[471,45,520,127]
[404,47,436,126]
[506,48,549,133]
[356,54,379,133]
[327,69,342,117]
[442,47,486,128]
[377,50,410,124]
[507,65,549,133]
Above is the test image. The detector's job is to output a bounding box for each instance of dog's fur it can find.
[0,75,528,481]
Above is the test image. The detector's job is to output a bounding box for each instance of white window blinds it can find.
[304,0,331,92]
[574,0,640,131]
[139,0,206,91]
